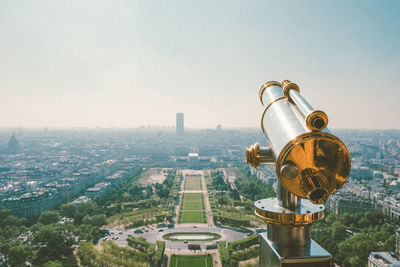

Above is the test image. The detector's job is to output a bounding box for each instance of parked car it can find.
[188,244,200,250]
[206,243,217,250]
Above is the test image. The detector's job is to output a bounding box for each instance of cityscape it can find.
[1,1,400,267]
[0,113,399,266]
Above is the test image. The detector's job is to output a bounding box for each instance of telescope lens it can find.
[308,188,328,204]
[312,116,325,130]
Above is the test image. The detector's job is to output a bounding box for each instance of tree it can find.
[338,233,376,266]
[82,214,106,227]
[230,189,240,200]
[331,221,346,241]
[358,217,370,228]
[43,261,63,267]
[326,213,338,224]
[0,209,11,228]
[8,244,27,267]
[39,211,60,225]
[384,235,396,251]
[340,213,352,226]
[33,224,75,265]
[59,203,77,218]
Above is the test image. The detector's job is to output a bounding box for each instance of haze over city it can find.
[1,0,400,129]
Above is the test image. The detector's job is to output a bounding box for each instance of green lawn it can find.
[181,210,206,223]
[184,175,202,190]
[183,193,203,201]
[179,193,206,223]
[170,254,213,267]
[183,201,203,210]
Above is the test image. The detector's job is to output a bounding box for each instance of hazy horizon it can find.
[1,1,399,129]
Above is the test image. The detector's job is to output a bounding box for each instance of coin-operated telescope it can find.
[246,80,351,267]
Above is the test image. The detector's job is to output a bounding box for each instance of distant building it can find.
[73,195,91,204]
[85,182,111,198]
[174,147,190,156]
[176,113,184,137]
[1,191,57,217]
[368,252,400,267]
[376,196,400,221]
[188,153,199,168]
[7,132,20,154]
[351,167,374,180]
[327,193,374,215]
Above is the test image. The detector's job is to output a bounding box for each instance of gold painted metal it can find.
[254,198,325,228]
[282,80,300,98]
[254,209,324,228]
[276,132,350,204]
[246,143,275,169]
[259,81,281,105]
[306,110,328,132]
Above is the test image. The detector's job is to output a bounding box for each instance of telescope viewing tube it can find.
[246,80,351,267]
[281,80,328,132]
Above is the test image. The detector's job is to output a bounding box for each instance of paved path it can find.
[202,170,214,226]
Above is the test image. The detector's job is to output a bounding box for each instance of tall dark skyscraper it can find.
[7,132,20,154]
[176,113,184,137]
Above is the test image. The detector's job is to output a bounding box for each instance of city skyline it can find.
[1,1,399,129]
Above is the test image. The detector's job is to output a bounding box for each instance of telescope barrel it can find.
[289,90,328,131]
[248,80,351,204]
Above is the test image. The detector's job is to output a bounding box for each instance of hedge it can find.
[215,215,251,228]
[218,241,230,267]
[228,234,259,251]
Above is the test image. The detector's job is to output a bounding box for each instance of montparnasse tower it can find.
[7,132,20,154]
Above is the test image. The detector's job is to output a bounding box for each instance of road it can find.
[104,225,248,250]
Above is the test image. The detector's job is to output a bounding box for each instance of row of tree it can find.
[312,211,397,267]
[0,167,177,266]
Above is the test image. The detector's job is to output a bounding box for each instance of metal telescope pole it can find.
[246,80,351,267]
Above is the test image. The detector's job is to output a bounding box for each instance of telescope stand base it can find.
[259,232,332,267]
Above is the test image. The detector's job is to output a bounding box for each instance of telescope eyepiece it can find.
[312,117,325,129]
[306,110,329,132]
[300,168,329,204]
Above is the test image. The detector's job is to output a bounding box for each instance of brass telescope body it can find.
[246,80,351,266]
[247,80,350,205]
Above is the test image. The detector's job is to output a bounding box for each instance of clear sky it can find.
[0,0,399,129]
